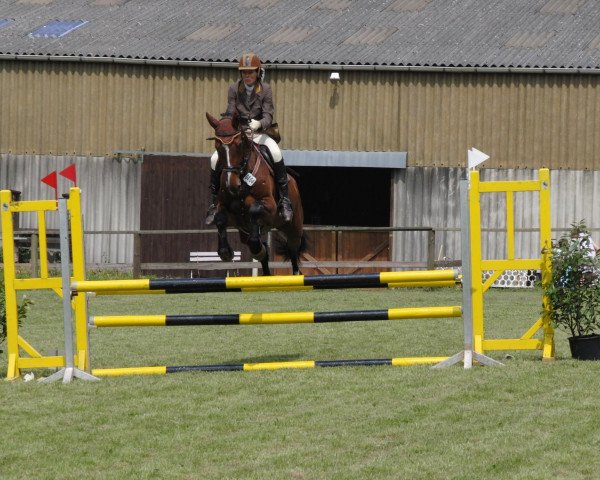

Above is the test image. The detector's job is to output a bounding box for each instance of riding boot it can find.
[205,169,220,225]
[273,160,293,223]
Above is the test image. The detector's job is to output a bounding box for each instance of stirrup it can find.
[205,204,217,225]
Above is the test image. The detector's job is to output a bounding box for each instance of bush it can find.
[0,276,33,353]
[544,222,600,337]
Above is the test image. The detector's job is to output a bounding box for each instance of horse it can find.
[206,112,306,275]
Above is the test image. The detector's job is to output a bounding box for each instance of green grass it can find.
[2,285,600,479]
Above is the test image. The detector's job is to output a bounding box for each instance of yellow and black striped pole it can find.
[73,269,460,295]
[92,356,450,377]
[91,305,462,327]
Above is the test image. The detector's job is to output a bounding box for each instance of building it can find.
[1,0,599,271]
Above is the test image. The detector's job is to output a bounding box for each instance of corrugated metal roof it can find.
[388,0,431,13]
[265,27,318,44]
[540,0,584,14]
[314,0,353,11]
[0,0,599,70]
[505,31,555,49]
[185,24,241,42]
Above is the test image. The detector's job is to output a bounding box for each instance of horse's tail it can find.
[273,232,308,260]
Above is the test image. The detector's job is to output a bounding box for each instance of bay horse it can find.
[206,112,305,275]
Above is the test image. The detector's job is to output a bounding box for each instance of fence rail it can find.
[5,226,438,277]
[4,224,564,277]
[6,224,556,277]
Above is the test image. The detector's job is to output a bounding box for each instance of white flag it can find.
[467,148,489,169]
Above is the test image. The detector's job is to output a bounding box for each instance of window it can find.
[0,19,14,29]
[29,20,88,38]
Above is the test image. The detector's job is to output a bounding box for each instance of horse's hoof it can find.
[218,248,234,262]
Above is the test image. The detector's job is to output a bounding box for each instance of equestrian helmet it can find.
[239,53,261,71]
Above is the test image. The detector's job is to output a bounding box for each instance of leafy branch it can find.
[0,277,33,352]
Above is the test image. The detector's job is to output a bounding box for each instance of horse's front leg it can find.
[214,209,234,261]
[247,201,270,275]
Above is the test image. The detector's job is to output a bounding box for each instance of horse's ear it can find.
[231,111,240,130]
[206,112,220,129]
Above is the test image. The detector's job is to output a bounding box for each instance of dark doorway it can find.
[293,167,391,226]
[139,158,394,277]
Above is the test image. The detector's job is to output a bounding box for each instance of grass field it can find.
[2,281,600,479]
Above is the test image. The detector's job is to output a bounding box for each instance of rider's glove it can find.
[249,119,261,131]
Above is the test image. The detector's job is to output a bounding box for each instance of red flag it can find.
[41,171,58,200]
[59,163,77,185]
[41,171,58,189]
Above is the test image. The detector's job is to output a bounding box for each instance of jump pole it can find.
[89,305,462,327]
[72,269,460,295]
[92,357,451,377]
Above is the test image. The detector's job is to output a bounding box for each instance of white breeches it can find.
[210,133,282,170]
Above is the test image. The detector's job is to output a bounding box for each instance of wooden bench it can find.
[190,251,242,263]
[189,251,243,277]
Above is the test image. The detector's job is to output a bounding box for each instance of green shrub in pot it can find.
[544,222,600,359]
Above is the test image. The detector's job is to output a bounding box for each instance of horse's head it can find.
[206,112,252,196]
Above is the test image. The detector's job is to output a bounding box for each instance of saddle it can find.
[257,145,300,181]
[265,123,281,143]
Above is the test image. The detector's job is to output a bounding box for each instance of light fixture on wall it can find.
[329,72,340,108]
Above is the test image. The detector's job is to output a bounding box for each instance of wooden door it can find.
[139,155,251,277]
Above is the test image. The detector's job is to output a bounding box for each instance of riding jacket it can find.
[225,80,274,131]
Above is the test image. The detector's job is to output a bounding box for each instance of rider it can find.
[205,52,293,225]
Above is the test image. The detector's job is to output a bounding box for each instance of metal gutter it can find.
[1,53,599,74]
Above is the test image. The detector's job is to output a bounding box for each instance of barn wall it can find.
[392,167,600,266]
[1,60,600,170]
[0,153,140,264]
[3,153,599,267]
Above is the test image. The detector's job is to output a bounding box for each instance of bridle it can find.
[209,124,261,192]
[219,132,251,178]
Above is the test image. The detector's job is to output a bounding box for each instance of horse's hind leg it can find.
[215,210,234,261]
[260,242,271,276]
[288,239,301,275]
[286,234,305,275]
[291,254,301,275]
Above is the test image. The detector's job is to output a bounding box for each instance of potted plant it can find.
[544,221,600,359]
